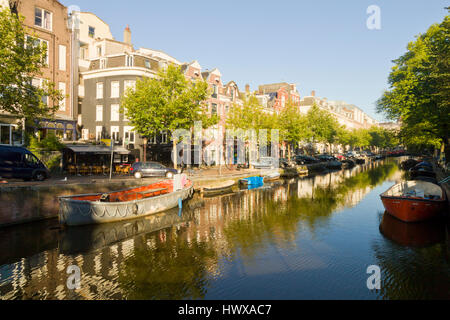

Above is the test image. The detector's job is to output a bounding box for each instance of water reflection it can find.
[0,159,448,300]
[380,213,447,248]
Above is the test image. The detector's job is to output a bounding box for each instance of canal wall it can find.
[0,180,158,227]
[0,171,262,227]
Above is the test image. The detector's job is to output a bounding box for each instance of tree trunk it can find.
[288,144,291,161]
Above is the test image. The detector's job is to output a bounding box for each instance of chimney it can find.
[124,25,132,45]
[311,90,316,97]
[245,84,250,93]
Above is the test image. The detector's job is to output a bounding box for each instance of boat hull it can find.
[263,173,281,182]
[59,184,194,226]
[380,196,446,222]
[202,181,235,196]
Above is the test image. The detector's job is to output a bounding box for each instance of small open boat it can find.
[239,176,264,186]
[59,180,194,226]
[380,180,447,222]
[201,180,235,196]
[263,172,281,182]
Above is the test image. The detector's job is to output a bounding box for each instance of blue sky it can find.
[60,0,448,121]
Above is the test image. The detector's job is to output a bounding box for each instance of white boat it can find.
[201,180,236,196]
[263,172,281,182]
[59,180,194,226]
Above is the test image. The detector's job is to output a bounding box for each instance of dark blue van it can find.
[0,146,50,181]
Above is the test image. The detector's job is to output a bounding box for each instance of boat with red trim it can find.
[380,180,447,222]
[59,179,194,226]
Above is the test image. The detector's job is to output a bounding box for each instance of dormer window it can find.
[100,58,107,69]
[126,55,134,67]
[88,26,95,38]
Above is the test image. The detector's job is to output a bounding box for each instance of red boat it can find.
[380,180,447,222]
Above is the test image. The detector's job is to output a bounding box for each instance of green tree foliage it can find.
[277,101,309,159]
[121,64,217,168]
[377,11,450,158]
[226,95,273,131]
[0,8,63,121]
[306,104,340,149]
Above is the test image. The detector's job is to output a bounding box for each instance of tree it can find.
[377,10,450,159]
[277,101,309,160]
[226,95,268,131]
[306,104,339,152]
[121,64,217,169]
[0,8,63,121]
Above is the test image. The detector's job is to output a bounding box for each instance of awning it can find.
[64,145,131,155]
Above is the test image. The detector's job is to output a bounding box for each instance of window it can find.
[96,82,103,99]
[96,105,103,122]
[25,154,40,167]
[27,36,49,64]
[80,47,88,60]
[59,45,66,71]
[111,104,120,121]
[96,126,102,141]
[100,58,107,69]
[145,60,151,69]
[124,126,135,145]
[212,85,218,97]
[150,135,157,144]
[97,46,102,57]
[35,7,52,31]
[88,26,95,38]
[124,80,136,93]
[58,82,66,111]
[111,126,120,142]
[225,105,229,114]
[111,81,120,98]
[122,106,129,121]
[125,55,134,67]
[32,78,48,105]
[211,104,217,115]
[82,128,89,140]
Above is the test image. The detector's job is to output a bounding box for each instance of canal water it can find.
[0,158,449,300]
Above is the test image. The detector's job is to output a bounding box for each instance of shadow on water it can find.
[1,158,448,299]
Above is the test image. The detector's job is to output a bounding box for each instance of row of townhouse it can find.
[0,0,380,165]
[299,91,379,130]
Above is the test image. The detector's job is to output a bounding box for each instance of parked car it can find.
[316,154,339,162]
[250,157,278,169]
[0,146,50,181]
[345,151,360,159]
[295,155,320,165]
[130,162,178,179]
